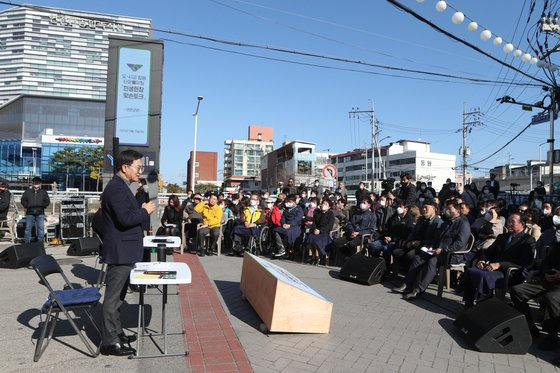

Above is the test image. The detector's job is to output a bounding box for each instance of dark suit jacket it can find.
[481,232,535,271]
[434,216,471,253]
[101,175,150,265]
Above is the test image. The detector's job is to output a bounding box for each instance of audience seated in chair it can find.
[462,212,536,309]
[273,194,303,257]
[231,193,265,256]
[195,194,223,257]
[393,200,471,300]
[305,198,335,266]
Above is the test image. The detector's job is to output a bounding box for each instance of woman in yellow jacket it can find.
[231,194,265,256]
[195,194,223,256]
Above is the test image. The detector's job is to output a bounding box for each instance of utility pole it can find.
[459,105,482,191]
[549,93,556,194]
[349,102,377,186]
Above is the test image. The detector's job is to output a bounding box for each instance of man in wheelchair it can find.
[231,193,265,256]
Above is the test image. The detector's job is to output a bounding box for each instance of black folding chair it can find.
[30,255,102,362]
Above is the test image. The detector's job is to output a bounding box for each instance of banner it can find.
[115,47,151,146]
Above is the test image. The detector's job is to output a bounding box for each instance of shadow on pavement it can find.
[70,263,103,287]
[214,280,262,331]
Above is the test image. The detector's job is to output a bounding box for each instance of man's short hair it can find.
[286,194,297,202]
[32,176,41,183]
[117,149,143,171]
[360,197,373,205]
[0,182,8,188]
[445,200,460,210]
[400,172,411,180]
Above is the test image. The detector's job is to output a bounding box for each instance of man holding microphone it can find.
[99,150,155,356]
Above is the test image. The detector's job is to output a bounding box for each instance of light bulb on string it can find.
[513,49,522,57]
[530,57,538,64]
[493,36,502,45]
[467,21,478,32]
[503,43,514,53]
[480,30,491,41]
[435,1,447,12]
[521,53,531,63]
[452,12,464,24]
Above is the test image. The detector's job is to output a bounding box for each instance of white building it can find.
[331,140,456,194]
[223,139,274,178]
[0,6,152,104]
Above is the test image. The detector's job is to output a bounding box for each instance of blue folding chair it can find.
[30,255,102,362]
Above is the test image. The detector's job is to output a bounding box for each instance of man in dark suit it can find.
[100,150,155,356]
[510,242,560,351]
[489,173,500,199]
[394,200,471,299]
[397,173,416,206]
[462,212,536,308]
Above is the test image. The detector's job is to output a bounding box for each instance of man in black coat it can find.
[462,213,536,308]
[100,150,155,356]
[355,182,370,204]
[510,242,560,351]
[397,173,416,206]
[21,177,50,243]
[332,198,376,261]
[394,200,471,300]
[0,182,11,221]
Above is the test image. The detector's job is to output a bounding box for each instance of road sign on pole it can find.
[322,164,337,179]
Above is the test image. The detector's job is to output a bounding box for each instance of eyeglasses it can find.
[128,164,144,172]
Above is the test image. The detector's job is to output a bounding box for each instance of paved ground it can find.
[200,254,560,373]
[2,240,560,372]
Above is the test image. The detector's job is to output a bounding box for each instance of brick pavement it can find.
[198,254,560,373]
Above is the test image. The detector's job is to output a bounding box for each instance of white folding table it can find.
[129,236,191,359]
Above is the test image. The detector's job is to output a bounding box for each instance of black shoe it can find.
[318,256,326,266]
[392,283,407,293]
[100,343,136,356]
[118,333,137,344]
[538,335,558,351]
[403,289,421,300]
[207,250,213,256]
[198,250,205,257]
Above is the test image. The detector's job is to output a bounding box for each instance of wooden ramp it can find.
[240,253,333,334]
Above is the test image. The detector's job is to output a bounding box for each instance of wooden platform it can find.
[240,253,333,334]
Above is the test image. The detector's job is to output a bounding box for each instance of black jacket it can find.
[346,209,376,236]
[481,232,536,272]
[0,190,11,220]
[397,183,416,206]
[21,187,50,216]
[408,215,444,247]
[433,216,471,253]
[313,209,335,234]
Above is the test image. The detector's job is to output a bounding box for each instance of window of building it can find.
[297,160,312,175]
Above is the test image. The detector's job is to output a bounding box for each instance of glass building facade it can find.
[0,6,152,189]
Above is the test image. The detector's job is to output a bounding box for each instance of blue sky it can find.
[4,0,556,184]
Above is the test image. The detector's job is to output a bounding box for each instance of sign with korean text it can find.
[115,47,151,146]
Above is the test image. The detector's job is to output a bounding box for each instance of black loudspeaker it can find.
[339,254,386,285]
[454,298,532,354]
[0,242,46,269]
[66,236,101,256]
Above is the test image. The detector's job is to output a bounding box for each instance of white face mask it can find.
[250,200,258,207]
[233,200,239,205]
[285,202,294,208]
[396,207,404,215]
[379,200,386,207]
[301,194,307,198]
[543,209,551,216]
[360,203,368,210]
[309,203,317,209]
[266,203,273,208]
[554,215,560,227]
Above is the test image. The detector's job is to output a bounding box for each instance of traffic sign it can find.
[531,111,557,125]
[322,164,337,179]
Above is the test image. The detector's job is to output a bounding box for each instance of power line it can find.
[385,0,550,86]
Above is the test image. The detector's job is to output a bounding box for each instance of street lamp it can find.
[539,141,548,182]
[190,96,203,192]
[377,136,391,179]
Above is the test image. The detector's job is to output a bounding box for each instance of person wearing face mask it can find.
[21,177,50,244]
[534,206,560,260]
[298,191,309,210]
[270,194,285,228]
[488,173,500,199]
[259,191,271,210]
[335,181,348,199]
[375,195,394,232]
[273,195,304,257]
[541,202,556,231]
[333,198,349,229]
[461,183,478,210]
[0,182,11,223]
[391,201,443,277]
[397,173,417,207]
[426,182,437,200]
[355,182,370,205]
[368,202,415,260]
[460,213,535,310]
[183,193,203,249]
[305,199,335,265]
[438,178,452,204]
[135,178,149,208]
[231,193,265,256]
[470,207,504,252]
[311,179,323,197]
[416,182,433,204]
[331,198,376,264]
[394,200,471,300]
[302,197,319,236]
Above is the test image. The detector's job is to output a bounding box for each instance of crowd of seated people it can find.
[144,174,560,357]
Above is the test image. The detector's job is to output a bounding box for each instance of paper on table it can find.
[134,262,174,271]
[420,247,434,255]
